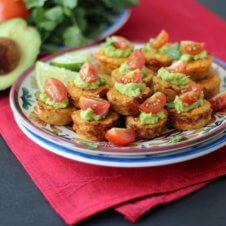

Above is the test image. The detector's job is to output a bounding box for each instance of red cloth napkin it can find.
[1,0,226,224]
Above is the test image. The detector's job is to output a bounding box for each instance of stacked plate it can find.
[10,45,226,168]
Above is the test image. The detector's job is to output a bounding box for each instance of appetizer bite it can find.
[107,69,152,116]
[111,49,155,87]
[96,35,134,75]
[179,40,213,80]
[67,62,109,108]
[36,78,75,125]
[72,95,119,141]
[169,84,212,130]
[153,61,193,101]
[209,91,226,112]
[126,92,168,139]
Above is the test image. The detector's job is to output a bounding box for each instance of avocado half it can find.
[0,18,41,90]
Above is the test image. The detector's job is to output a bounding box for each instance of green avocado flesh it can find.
[0,19,41,91]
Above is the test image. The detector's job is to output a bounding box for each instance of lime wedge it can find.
[35,61,78,93]
[51,50,93,71]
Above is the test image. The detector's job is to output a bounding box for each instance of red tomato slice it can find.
[127,49,145,70]
[111,35,130,50]
[105,128,136,146]
[139,92,167,113]
[180,41,205,55]
[117,70,143,84]
[0,0,30,22]
[150,29,169,50]
[209,91,226,112]
[44,78,67,103]
[166,60,187,73]
[79,95,110,116]
[79,62,98,84]
[179,84,202,105]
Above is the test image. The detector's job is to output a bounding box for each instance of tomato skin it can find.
[79,95,110,116]
[209,91,226,112]
[105,128,136,146]
[0,0,30,22]
[111,36,130,50]
[180,41,205,55]
[79,62,98,84]
[127,49,145,70]
[44,78,67,103]
[166,60,187,73]
[117,69,143,84]
[139,92,167,113]
[150,29,169,50]
[179,84,202,105]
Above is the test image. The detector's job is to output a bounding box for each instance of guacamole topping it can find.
[174,92,204,113]
[159,43,182,60]
[39,93,69,109]
[115,82,145,97]
[157,67,189,86]
[180,51,207,62]
[119,63,147,77]
[74,73,105,89]
[102,37,133,58]
[139,110,166,125]
[143,41,158,54]
[80,108,108,121]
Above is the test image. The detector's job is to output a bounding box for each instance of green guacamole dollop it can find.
[157,67,189,86]
[80,108,107,121]
[74,73,105,89]
[115,82,145,97]
[180,51,207,62]
[119,63,147,77]
[139,110,166,125]
[39,93,69,109]
[174,92,204,113]
[102,37,133,58]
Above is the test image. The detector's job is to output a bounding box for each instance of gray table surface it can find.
[0,1,226,225]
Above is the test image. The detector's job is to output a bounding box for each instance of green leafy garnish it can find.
[169,135,188,143]
[162,43,182,60]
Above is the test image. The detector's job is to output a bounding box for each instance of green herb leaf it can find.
[24,0,47,9]
[169,135,188,143]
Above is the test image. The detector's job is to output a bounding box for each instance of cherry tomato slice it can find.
[209,91,226,112]
[0,0,30,22]
[117,69,143,84]
[166,60,187,73]
[180,41,205,55]
[127,49,145,70]
[79,62,98,84]
[111,35,130,50]
[44,78,67,103]
[139,92,167,113]
[79,95,110,116]
[179,84,202,105]
[150,29,169,50]
[105,128,136,146]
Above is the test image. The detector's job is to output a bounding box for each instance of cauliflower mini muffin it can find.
[153,61,194,101]
[168,84,212,131]
[126,92,168,139]
[96,36,134,75]
[67,62,109,108]
[107,69,152,116]
[111,49,155,87]
[36,78,75,125]
[178,40,213,80]
[72,95,119,141]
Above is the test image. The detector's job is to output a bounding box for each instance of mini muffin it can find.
[107,69,152,116]
[198,68,221,99]
[67,62,109,108]
[96,36,134,75]
[179,41,213,80]
[153,61,194,101]
[36,78,75,125]
[71,95,119,141]
[168,84,212,131]
[126,92,168,139]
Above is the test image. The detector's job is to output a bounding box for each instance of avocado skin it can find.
[0,18,41,91]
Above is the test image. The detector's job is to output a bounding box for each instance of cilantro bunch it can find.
[24,0,138,51]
